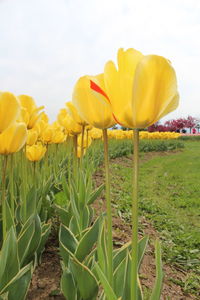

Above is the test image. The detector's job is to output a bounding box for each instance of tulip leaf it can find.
[75,217,101,262]
[4,200,14,233]
[95,263,118,300]
[97,222,108,275]
[0,227,19,290]
[70,257,98,300]
[36,223,51,261]
[17,215,35,266]
[2,263,32,300]
[138,235,149,269]
[59,224,78,266]
[22,214,41,266]
[88,184,105,205]
[55,205,72,227]
[113,241,131,270]
[113,255,128,298]
[0,292,8,300]
[61,268,77,300]
[150,240,164,300]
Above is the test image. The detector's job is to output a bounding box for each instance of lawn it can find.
[110,141,200,296]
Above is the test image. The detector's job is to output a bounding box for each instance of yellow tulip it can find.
[57,108,82,135]
[26,144,46,161]
[0,92,20,133]
[91,48,179,129]
[27,129,38,146]
[0,122,27,155]
[66,102,87,126]
[72,75,115,129]
[104,48,143,128]
[18,95,44,129]
[34,120,48,137]
[40,112,49,123]
[77,133,92,148]
[41,125,54,144]
[131,55,179,128]
[51,130,66,144]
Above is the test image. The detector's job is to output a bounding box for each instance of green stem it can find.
[81,125,85,158]
[131,129,139,300]
[1,155,8,241]
[9,155,15,216]
[73,135,78,177]
[21,149,27,222]
[102,128,113,287]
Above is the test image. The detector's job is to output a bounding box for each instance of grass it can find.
[109,141,200,296]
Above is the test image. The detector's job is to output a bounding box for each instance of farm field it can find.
[109,141,200,298]
[26,140,200,300]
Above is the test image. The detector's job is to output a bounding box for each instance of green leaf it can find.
[59,224,78,266]
[95,263,118,300]
[150,240,164,300]
[4,201,14,234]
[61,268,77,300]
[17,215,35,266]
[113,241,131,271]
[113,255,128,298]
[138,235,149,269]
[3,263,32,300]
[70,258,98,300]
[55,205,72,227]
[97,222,108,275]
[0,292,8,300]
[25,187,37,221]
[62,175,70,200]
[75,217,101,262]
[88,184,105,205]
[36,223,51,259]
[22,214,42,266]
[0,227,19,291]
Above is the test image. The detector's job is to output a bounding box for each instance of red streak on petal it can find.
[112,113,123,126]
[90,80,111,103]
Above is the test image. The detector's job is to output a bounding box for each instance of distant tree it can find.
[184,116,197,133]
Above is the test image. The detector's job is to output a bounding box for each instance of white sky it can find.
[0,0,200,122]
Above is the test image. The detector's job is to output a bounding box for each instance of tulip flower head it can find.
[89,48,179,129]
[72,75,116,129]
[18,95,44,129]
[66,102,87,126]
[26,143,47,161]
[0,122,27,155]
[0,92,21,133]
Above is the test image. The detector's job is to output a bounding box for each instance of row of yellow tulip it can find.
[90,128,180,140]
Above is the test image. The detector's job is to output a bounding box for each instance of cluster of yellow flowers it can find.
[0,47,179,160]
[0,93,68,161]
[89,128,180,140]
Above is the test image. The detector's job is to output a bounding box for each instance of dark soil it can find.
[27,152,196,300]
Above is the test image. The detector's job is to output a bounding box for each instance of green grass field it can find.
[110,141,200,296]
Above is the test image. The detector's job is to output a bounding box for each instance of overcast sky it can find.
[0,0,199,122]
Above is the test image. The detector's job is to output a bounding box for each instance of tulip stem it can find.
[9,155,15,217]
[81,125,85,158]
[73,135,78,179]
[1,155,8,241]
[102,128,113,287]
[131,129,139,300]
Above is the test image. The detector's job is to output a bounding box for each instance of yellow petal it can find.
[0,122,27,154]
[0,92,20,133]
[132,55,179,128]
[18,95,37,115]
[104,48,143,128]
[72,75,115,129]
[66,102,87,126]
